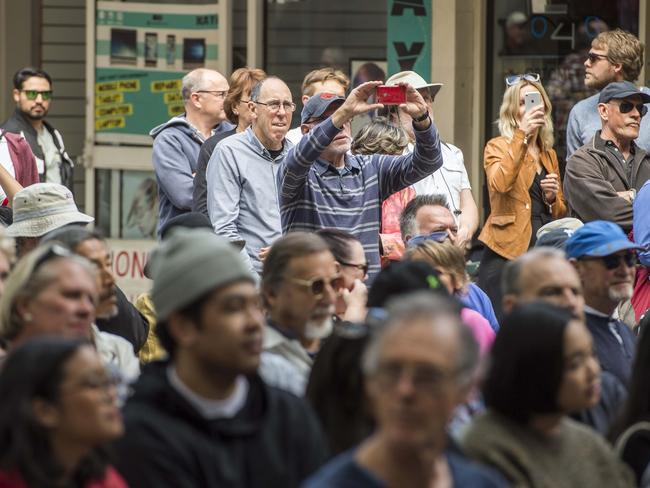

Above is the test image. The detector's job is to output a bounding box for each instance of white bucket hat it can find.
[386,71,443,99]
[6,183,94,238]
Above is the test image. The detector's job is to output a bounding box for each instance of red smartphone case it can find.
[376,85,406,105]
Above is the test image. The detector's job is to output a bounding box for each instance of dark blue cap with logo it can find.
[565,220,642,258]
[598,81,650,104]
[301,93,345,124]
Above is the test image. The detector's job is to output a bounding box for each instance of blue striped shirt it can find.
[278,117,443,279]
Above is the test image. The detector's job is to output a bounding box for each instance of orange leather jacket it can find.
[478,129,567,260]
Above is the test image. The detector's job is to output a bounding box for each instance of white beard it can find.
[304,315,334,339]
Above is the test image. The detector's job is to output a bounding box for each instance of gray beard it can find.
[608,284,633,303]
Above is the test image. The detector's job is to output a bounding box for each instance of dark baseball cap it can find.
[598,81,650,104]
[301,92,345,124]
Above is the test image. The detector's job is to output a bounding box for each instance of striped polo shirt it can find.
[278,117,442,280]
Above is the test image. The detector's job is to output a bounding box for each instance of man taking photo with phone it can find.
[277,81,443,281]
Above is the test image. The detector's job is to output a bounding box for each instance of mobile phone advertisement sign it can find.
[94,2,225,144]
[387,1,431,81]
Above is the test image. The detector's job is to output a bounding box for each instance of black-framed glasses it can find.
[34,244,72,271]
[586,52,610,64]
[505,73,540,86]
[196,90,227,99]
[339,261,369,276]
[22,89,52,101]
[254,100,296,113]
[287,274,344,297]
[581,252,637,270]
[616,100,648,117]
[407,231,448,248]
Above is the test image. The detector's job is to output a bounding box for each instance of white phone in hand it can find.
[524,92,542,113]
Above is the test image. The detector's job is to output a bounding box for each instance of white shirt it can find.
[36,127,62,184]
[167,366,249,419]
[286,126,303,146]
[410,141,471,219]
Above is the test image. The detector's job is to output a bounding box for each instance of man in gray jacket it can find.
[151,68,233,236]
[206,76,294,273]
[564,81,650,232]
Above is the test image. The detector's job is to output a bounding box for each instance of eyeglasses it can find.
[254,100,296,113]
[22,89,52,101]
[196,90,227,99]
[407,231,449,247]
[287,274,344,297]
[374,362,454,392]
[34,244,72,271]
[505,73,540,86]
[615,100,648,117]
[339,261,369,276]
[586,52,610,64]
[581,252,637,270]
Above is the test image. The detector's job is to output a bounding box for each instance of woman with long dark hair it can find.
[0,336,126,487]
[462,302,633,486]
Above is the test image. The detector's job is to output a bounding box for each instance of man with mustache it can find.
[566,221,640,386]
[564,81,650,232]
[261,232,341,387]
[278,81,443,280]
[2,67,74,189]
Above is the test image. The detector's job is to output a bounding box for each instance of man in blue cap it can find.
[566,220,641,385]
[277,81,443,281]
[564,80,650,232]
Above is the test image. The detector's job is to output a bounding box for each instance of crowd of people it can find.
[0,26,648,487]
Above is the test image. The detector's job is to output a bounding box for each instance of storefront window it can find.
[486,0,639,167]
[265,1,386,127]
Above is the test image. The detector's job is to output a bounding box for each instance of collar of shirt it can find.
[244,126,290,161]
[312,153,362,177]
[266,319,301,341]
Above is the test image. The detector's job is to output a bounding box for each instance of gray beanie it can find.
[151,228,254,320]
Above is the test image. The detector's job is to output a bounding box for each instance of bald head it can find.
[502,248,584,319]
[181,69,228,101]
[181,69,229,126]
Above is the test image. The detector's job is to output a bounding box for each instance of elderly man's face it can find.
[365,317,466,453]
[600,94,645,142]
[573,250,636,312]
[503,256,585,319]
[408,205,458,244]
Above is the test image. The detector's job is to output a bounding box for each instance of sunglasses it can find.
[407,231,448,248]
[586,52,609,64]
[22,89,53,101]
[288,274,344,297]
[505,73,540,86]
[616,100,648,117]
[34,244,72,271]
[582,252,637,270]
[339,260,369,276]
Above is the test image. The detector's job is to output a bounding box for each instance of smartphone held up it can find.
[376,85,406,105]
[524,91,542,113]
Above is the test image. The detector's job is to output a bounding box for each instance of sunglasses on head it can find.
[582,252,637,270]
[505,73,540,87]
[407,231,448,248]
[616,100,648,117]
[22,90,52,101]
[288,274,344,297]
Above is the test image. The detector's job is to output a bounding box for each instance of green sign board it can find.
[95,2,225,144]
[386,0,431,79]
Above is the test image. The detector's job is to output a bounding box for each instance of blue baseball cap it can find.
[565,220,642,258]
[301,92,345,124]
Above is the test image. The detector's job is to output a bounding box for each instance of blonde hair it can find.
[301,67,349,96]
[351,117,409,156]
[0,243,96,342]
[498,80,554,152]
[593,29,644,82]
[403,241,468,291]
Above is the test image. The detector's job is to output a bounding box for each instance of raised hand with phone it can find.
[518,90,546,139]
[331,81,430,130]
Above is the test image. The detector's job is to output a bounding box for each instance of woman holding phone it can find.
[478,73,567,319]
